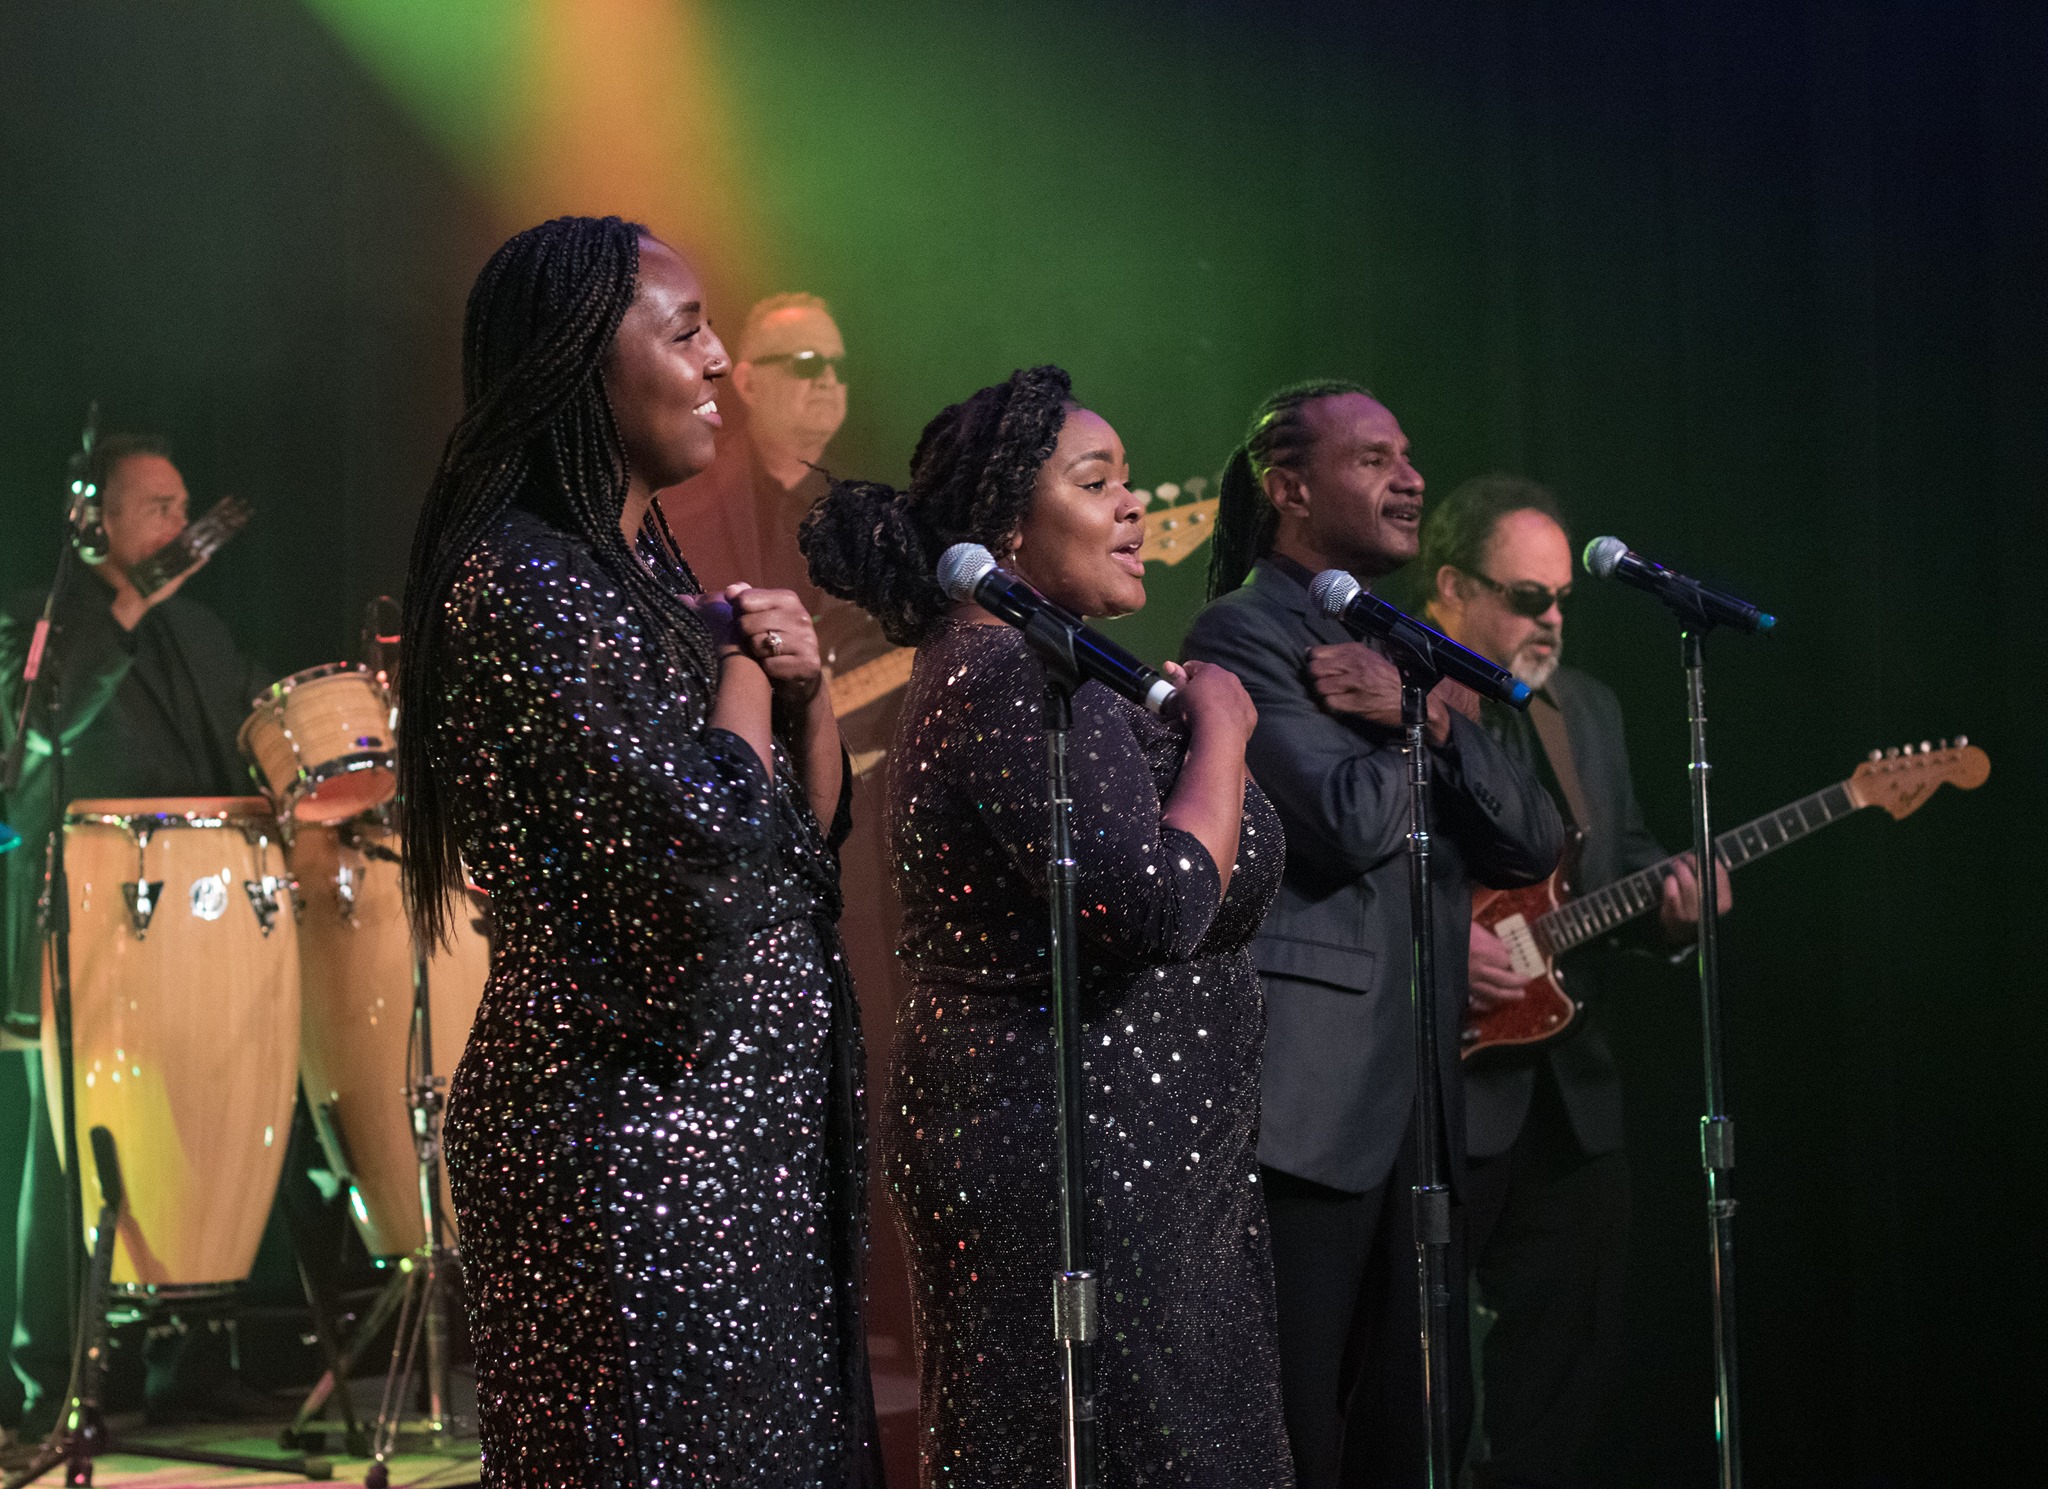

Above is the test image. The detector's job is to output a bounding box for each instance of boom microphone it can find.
[1582,536,1776,634]
[936,543,1177,714]
[1309,569,1532,709]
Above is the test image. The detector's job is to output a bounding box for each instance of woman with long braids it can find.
[397,216,879,1485]
[800,367,1293,1487]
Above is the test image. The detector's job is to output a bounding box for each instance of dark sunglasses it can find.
[1469,570,1570,618]
[751,350,847,382]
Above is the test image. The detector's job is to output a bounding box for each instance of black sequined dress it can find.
[883,621,1294,1487]
[433,508,877,1487]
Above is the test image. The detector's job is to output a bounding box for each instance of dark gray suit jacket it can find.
[1183,559,1564,1194]
[1464,665,1671,1160]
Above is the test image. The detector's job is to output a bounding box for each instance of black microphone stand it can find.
[1394,664,1456,1487]
[970,597,1103,1489]
[1683,625,1741,1489]
[1040,668,1100,1489]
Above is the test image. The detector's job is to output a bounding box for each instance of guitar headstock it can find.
[1846,737,1991,819]
[1139,477,1221,569]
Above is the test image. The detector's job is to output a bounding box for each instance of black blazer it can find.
[1464,664,1672,1160]
[1183,559,1564,1194]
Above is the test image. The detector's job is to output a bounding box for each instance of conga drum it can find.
[289,818,488,1256]
[42,798,300,1290]
[238,664,396,826]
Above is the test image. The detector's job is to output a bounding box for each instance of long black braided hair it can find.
[799,365,1074,646]
[1206,378,1373,599]
[397,214,720,948]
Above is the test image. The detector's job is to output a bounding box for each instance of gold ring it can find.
[762,629,783,657]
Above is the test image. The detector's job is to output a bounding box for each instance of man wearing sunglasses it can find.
[1411,473,1728,1489]
[654,291,917,1482]
[658,290,849,605]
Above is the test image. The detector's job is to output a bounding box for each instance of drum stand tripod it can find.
[361,952,467,1489]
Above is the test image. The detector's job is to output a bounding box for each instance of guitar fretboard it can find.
[1537,781,1860,954]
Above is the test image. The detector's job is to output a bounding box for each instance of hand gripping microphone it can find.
[937,543,1178,714]
[1309,568,1533,709]
[1583,536,1776,634]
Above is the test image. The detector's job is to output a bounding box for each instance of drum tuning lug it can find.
[244,876,288,936]
[122,880,165,937]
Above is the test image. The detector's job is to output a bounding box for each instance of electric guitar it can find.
[1463,738,1991,1060]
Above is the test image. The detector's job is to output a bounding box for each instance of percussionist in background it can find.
[0,436,271,1447]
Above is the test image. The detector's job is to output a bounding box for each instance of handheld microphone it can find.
[937,543,1178,714]
[1309,569,1533,709]
[1582,537,1775,634]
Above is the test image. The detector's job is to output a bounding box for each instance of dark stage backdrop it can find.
[3,2,2042,1484]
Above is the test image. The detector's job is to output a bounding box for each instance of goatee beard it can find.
[1511,642,1560,692]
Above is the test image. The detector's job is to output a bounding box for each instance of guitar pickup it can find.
[1490,913,1550,981]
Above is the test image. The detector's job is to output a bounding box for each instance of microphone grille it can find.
[1583,536,1628,580]
[1308,568,1362,617]
[936,542,997,602]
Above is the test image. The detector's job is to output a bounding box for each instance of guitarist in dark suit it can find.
[1411,474,1728,1489]
[1182,385,1563,1488]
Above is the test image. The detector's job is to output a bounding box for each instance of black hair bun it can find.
[800,479,942,647]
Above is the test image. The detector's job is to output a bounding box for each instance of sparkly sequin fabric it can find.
[433,508,877,1487]
[884,621,1294,1487]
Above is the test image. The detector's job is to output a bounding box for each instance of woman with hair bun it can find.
[801,366,1293,1487]
[398,217,878,1486]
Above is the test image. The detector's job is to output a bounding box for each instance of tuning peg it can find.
[1867,749,1882,762]
[1133,488,1154,506]
[1920,740,1932,752]
[1956,734,1968,747]
[1886,746,1900,759]
[1184,476,1209,499]
[1155,482,1181,503]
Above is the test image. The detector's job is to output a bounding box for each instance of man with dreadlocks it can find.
[396,216,879,1485]
[1182,384,1563,1488]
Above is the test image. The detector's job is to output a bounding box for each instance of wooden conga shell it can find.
[290,821,487,1256]
[237,664,396,826]
[42,798,300,1288]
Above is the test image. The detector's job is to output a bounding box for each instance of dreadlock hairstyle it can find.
[1206,378,1374,599]
[396,214,721,950]
[799,365,1074,646]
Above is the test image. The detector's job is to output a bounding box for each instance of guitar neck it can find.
[1537,778,1861,954]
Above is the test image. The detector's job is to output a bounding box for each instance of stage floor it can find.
[5,1422,477,1488]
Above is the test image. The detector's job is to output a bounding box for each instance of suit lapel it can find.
[1251,560,1363,649]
